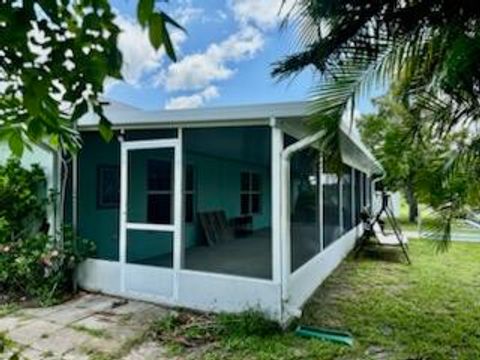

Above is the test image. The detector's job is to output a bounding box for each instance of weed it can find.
[70,325,111,339]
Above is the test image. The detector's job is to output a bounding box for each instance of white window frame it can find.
[240,171,262,215]
[146,158,174,225]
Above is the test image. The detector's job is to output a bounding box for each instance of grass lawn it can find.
[154,239,480,359]
[387,199,480,236]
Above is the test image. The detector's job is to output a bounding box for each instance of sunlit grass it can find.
[153,239,480,359]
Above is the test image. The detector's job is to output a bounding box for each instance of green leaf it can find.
[27,118,44,142]
[148,11,181,60]
[98,116,113,142]
[161,11,186,32]
[149,13,164,50]
[159,14,177,61]
[9,132,24,157]
[72,100,89,122]
[137,0,154,28]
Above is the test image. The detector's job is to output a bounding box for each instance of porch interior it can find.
[76,127,274,280]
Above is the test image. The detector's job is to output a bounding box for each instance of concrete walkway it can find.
[0,293,169,359]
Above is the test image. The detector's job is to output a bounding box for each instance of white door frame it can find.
[119,136,183,297]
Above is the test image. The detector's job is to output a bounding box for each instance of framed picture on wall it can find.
[97,165,120,209]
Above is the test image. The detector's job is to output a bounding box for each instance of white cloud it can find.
[165,85,219,109]
[171,0,204,26]
[228,0,296,30]
[115,15,164,86]
[114,11,189,87]
[161,26,264,92]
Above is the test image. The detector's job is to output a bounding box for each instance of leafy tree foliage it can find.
[274,0,480,242]
[358,88,447,223]
[0,0,182,156]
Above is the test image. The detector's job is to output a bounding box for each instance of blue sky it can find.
[106,0,375,113]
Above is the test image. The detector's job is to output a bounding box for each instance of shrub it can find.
[0,159,94,305]
[0,227,94,305]
[0,158,47,240]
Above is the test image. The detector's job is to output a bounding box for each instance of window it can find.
[290,147,320,272]
[185,164,195,223]
[96,165,120,209]
[342,165,353,232]
[240,171,261,215]
[323,162,341,248]
[147,159,173,224]
[364,175,370,208]
[354,169,362,225]
[146,160,195,224]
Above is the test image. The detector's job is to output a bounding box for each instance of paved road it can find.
[404,230,480,242]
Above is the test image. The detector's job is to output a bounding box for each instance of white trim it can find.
[123,139,179,150]
[281,156,291,303]
[119,144,127,293]
[280,129,324,306]
[173,128,183,300]
[78,101,310,129]
[72,153,78,235]
[271,123,282,285]
[126,223,175,232]
[178,268,275,285]
[80,119,269,132]
[120,137,180,299]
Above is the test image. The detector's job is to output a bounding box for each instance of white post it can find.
[72,153,78,235]
[270,120,282,284]
[173,129,184,299]
[281,155,291,303]
[119,144,128,293]
[280,129,324,305]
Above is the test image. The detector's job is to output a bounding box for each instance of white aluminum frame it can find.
[76,113,380,324]
[119,137,182,299]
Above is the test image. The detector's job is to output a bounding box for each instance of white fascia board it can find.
[279,118,383,175]
[339,122,383,174]
[78,101,311,130]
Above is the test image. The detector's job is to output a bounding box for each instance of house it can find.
[71,101,382,323]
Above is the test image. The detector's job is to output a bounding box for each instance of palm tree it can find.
[273,0,480,245]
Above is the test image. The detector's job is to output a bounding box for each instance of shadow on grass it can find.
[355,246,408,264]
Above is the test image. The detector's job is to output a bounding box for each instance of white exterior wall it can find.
[77,261,282,319]
[285,225,362,317]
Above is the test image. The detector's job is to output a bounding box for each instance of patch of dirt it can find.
[151,311,219,349]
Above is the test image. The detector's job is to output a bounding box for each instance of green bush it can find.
[0,159,94,305]
[0,159,46,240]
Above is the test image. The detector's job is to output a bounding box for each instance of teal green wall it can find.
[77,127,272,264]
[185,151,271,247]
[78,133,120,261]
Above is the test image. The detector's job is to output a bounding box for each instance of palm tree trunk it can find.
[405,183,418,223]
